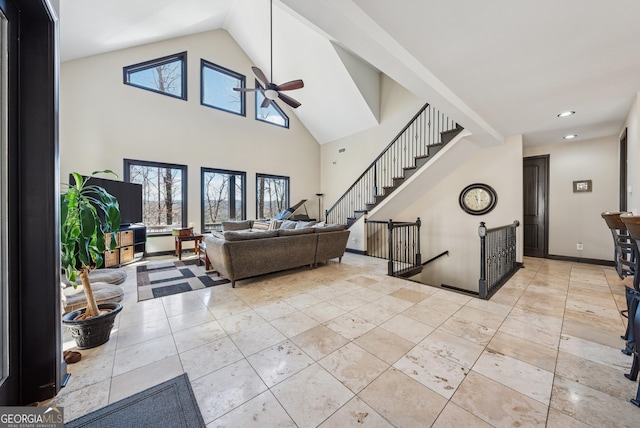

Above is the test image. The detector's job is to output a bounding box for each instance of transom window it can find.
[201,168,246,232]
[201,59,245,116]
[255,81,289,128]
[123,52,187,100]
[256,174,289,219]
[124,159,187,234]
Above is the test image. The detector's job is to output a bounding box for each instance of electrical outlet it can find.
[577,243,583,251]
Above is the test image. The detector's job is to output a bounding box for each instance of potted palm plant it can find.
[61,170,123,349]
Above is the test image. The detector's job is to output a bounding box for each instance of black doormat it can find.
[65,373,205,427]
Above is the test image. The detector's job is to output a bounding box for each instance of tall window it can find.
[255,81,289,128]
[256,174,289,219]
[124,159,187,234]
[123,52,187,100]
[201,59,246,116]
[201,168,246,232]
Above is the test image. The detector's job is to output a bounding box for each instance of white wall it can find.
[60,30,321,253]
[320,76,423,212]
[398,136,524,292]
[524,136,618,261]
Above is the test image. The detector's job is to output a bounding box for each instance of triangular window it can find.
[255,81,289,128]
[123,52,187,100]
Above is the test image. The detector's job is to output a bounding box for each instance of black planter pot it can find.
[62,302,123,350]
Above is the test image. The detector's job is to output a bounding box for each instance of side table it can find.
[174,234,203,260]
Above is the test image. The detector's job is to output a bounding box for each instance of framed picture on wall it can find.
[573,180,592,193]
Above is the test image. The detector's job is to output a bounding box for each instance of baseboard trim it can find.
[345,248,367,256]
[145,250,179,258]
[546,254,614,266]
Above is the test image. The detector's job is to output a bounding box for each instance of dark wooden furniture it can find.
[174,231,203,260]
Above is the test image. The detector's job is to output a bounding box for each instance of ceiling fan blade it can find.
[261,97,271,108]
[252,66,271,86]
[278,92,301,109]
[233,87,261,92]
[276,79,304,92]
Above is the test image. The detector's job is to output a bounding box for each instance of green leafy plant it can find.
[60,170,121,319]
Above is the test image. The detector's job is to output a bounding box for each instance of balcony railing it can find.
[366,218,422,277]
[478,220,520,299]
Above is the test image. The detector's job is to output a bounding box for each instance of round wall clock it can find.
[459,183,497,215]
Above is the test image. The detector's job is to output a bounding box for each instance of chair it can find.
[624,293,640,407]
[602,212,637,281]
[602,212,639,354]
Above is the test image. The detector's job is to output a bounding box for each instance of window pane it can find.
[256,174,289,219]
[126,161,187,234]
[202,168,246,232]
[201,60,245,115]
[255,81,289,128]
[124,52,187,100]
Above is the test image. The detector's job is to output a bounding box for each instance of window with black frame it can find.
[255,80,289,128]
[124,159,187,234]
[256,173,289,219]
[201,59,246,116]
[123,52,187,100]
[201,168,246,232]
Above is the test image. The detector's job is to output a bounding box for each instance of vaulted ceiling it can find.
[60,0,640,147]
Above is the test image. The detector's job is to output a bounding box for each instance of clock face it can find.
[459,184,497,215]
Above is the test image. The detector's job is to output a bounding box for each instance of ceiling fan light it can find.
[265,89,279,100]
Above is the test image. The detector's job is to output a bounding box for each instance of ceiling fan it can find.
[233,0,304,109]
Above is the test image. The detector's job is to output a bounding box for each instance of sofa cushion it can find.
[314,224,346,233]
[222,220,252,231]
[280,220,298,230]
[278,227,315,236]
[223,229,278,241]
[295,220,318,229]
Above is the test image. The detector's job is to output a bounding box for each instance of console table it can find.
[174,234,203,260]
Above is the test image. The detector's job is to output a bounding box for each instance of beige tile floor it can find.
[48,253,640,427]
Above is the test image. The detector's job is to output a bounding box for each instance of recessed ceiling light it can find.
[564,134,577,139]
[557,111,575,117]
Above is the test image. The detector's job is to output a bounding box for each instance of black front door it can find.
[523,156,549,258]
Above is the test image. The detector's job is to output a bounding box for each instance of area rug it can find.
[66,373,205,427]
[137,258,229,301]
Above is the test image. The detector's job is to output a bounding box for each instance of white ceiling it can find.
[60,0,640,147]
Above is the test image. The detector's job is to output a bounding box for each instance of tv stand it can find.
[104,223,146,267]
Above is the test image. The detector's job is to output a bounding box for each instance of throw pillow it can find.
[314,224,346,233]
[280,220,298,230]
[222,220,252,231]
[278,227,315,236]
[223,230,278,241]
[210,230,225,239]
[312,221,326,228]
[252,220,270,231]
[268,219,283,230]
[295,220,318,229]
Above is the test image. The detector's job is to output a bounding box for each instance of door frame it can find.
[0,0,61,405]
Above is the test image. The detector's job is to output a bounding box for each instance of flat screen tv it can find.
[70,174,143,226]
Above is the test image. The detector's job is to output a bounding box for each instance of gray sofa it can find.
[204,221,350,287]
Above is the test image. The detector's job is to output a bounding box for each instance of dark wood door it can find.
[523,156,549,258]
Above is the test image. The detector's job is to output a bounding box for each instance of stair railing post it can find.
[415,217,421,266]
[373,163,378,196]
[387,219,394,276]
[478,222,488,299]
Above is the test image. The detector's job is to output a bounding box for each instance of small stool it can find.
[174,234,203,260]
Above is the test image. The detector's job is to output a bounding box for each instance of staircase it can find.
[326,103,463,227]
